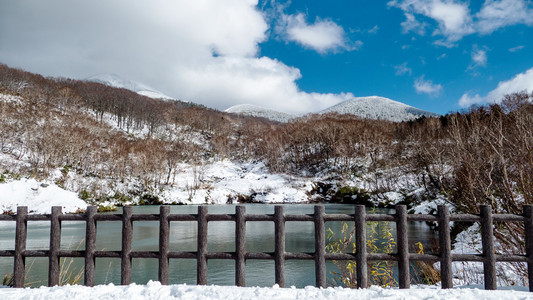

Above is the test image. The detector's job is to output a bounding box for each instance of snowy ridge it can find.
[227,96,439,123]
[226,104,297,123]
[86,73,174,100]
[319,96,440,122]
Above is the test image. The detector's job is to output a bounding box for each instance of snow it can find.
[86,74,174,100]
[319,96,440,122]
[136,90,175,101]
[0,178,87,214]
[225,104,298,123]
[0,281,531,300]
[161,161,313,204]
[226,96,439,123]
[0,93,23,104]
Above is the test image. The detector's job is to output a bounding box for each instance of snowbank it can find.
[162,161,313,204]
[0,93,23,104]
[0,281,531,300]
[0,178,87,214]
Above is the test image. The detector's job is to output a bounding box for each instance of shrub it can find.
[326,219,440,287]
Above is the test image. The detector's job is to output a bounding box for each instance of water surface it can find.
[0,204,437,287]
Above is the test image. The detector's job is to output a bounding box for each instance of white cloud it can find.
[458,93,485,107]
[394,62,412,76]
[429,0,474,40]
[400,13,427,35]
[470,46,487,68]
[279,12,354,54]
[509,45,525,52]
[174,56,354,114]
[388,0,474,44]
[476,0,533,34]
[0,0,352,114]
[459,67,533,107]
[368,25,380,34]
[389,0,533,44]
[414,76,443,96]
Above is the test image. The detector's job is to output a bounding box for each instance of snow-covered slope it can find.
[227,96,438,123]
[86,74,174,100]
[225,104,297,123]
[319,96,439,121]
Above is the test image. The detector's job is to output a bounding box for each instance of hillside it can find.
[0,64,317,208]
[1,63,532,226]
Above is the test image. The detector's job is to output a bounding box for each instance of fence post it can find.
[524,205,533,292]
[159,205,170,285]
[396,205,409,289]
[197,206,208,285]
[235,206,246,287]
[13,206,28,288]
[314,205,326,288]
[48,206,62,287]
[480,205,496,290]
[355,205,368,289]
[437,205,452,289]
[121,206,133,285]
[274,206,285,287]
[84,206,97,287]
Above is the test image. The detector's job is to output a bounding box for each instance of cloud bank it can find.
[0,0,352,114]
[459,67,533,107]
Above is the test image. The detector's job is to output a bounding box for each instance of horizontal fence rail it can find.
[0,204,532,291]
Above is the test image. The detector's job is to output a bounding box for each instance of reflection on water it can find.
[0,204,437,287]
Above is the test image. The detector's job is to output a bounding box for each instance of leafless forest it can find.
[2,63,533,279]
[1,63,532,218]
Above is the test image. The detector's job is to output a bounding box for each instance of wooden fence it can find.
[0,204,532,291]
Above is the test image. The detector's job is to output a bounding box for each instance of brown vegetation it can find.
[2,63,533,277]
[1,63,532,216]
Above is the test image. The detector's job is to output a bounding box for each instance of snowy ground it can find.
[0,160,315,212]
[0,281,532,300]
[0,178,87,214]
[161,160,313,204]
[1,175,531,298]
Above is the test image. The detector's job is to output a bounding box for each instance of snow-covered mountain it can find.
[319,96,439,121]
[225,104,297,123]
[227,96,439,123]
[86,74,174,100]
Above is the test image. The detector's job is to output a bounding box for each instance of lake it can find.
[0,204,438,287]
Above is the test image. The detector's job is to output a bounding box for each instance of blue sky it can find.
[258,0,533,114]
[1,0,532,115]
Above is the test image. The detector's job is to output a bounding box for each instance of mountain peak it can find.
[319,96,439,122]
[225,104,297,123]
[226,96,439,123]
[86,74,174,100]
